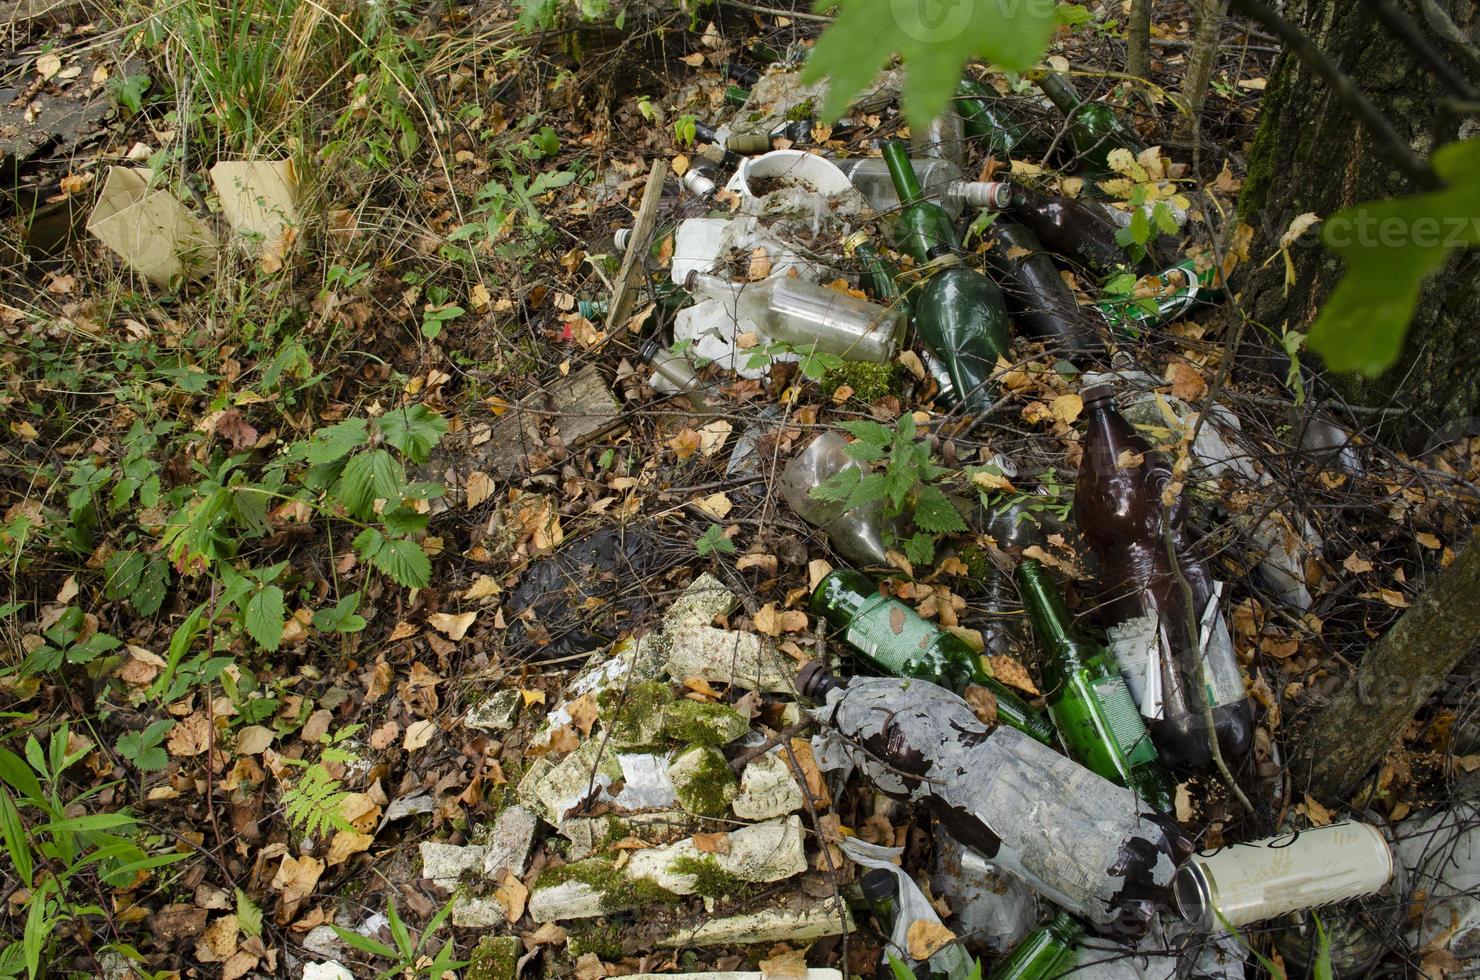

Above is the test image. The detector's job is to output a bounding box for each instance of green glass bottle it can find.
[843,231,905,307]
[881,141,1010,414]
[1015,560,1175,812]
[812,568,1056,745]
[1094,259,1222,336]
[955,78,1039,159]
[1036,73,1144,175]
[988,912,1084,980]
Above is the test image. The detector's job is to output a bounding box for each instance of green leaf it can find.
[335,450,406,520]
[903,531,936,565]
[236,889,263,940]
[1054,2,1093,26]
[1309,139,1480,375]
[0,789,33,887]
[371,537,432,588]
[1152,202,1179,237]
[912,485,967,534]
[810,467,861,503]
[245,586,286,652]
[377,405,447,464]
[846,472,891,511]
[695,524,735,556]
[802,0,1056,129]
[313,593,367,634]
[381,506,429,536]
[304,419,369,465]
[331,924,399,960]
[839,419,892,453]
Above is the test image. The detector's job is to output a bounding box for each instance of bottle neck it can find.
[1016,560,1084,661]
[1038,73,1083,115]
[684,270,736,302]
[881,140,925,206]
[1045,911,1085,946]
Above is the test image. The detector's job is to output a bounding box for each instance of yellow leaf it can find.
[494,869,528,923]
[470,283,492,310]
[1050,392,1083,424]
[402,719,438,750]
[271,855,324,905]
[1302,793,1332,827]
[326,830,374,866]
[808,559,834,592]
[693,492,733,520]
[1343,552,1374,574]
[521,688,547,707]
[466,471,494,509]
[985,655,1040,696]
[672,153,690,176]
[463,575,501,600]
[1417,532,1442,550]
[906,919,957,961]
[427,611,476,640]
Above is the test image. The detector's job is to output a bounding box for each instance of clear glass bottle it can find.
[682,270,905,364]
[911,106,968,169]
[833,156,970,219]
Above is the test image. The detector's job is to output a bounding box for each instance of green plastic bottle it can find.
[988,912,1084,980]
[1016,560,1176,812]
[955,78,1039,159]
[1037,73,1144,175]
[881,141,1010,414]
[811,568,1056,745]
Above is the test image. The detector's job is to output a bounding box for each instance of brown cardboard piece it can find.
[85,167,217,284]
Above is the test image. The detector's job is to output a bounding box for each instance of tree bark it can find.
[1180,0,1229,125]
[1127,0,1152,81]
[1237,0,1480,448]
[1291,532,1480,804]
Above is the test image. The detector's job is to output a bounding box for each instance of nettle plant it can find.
[808,414,970,564]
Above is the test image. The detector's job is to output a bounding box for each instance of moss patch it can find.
[532,857,679,913]
[567,921,624,960]
[465,935,520,980]
[597,680,674,748]
[661,699,748,746]
[670,855,759,902]
[821,361,902,403]
[668,744,738,817]
[785,98,815,122]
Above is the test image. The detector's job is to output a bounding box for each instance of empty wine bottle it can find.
[912,106,968,169]
[882,141,1010,413]
[955,78,1041,159]
[799,667,1192,938]
[811,568,1056,745]
[981,221,1101,358]
[1036,73,1144,175]
[682,270,905,364]
[843,231,904,307]
[1074,383,1254,769]
[977,181,1132,278]
[1016,559,1176,812]
[988,912,1085,980]
[1095,260,1219,335]
[834,156,971,220]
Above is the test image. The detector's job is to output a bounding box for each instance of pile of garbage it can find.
[406,65,1475,980]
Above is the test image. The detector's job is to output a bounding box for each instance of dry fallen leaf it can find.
[986,655,1040,696]
[1165,360,1207,402]
[1302,793,1333,827]
[235,725,274,755]
[1050,393,1083,424]
[692,831,731,855]
[963,684,998,726]
[521,688,547,707]
[1343,552,1375,574]
[427,611,476,640]
[466,471,494,509]
[758,947,810,980]
[402,719,438,751]
[566,692,600,736]
[906,919,957,961]
[271,855,324,905]
[326,830,373,866]
[494,869,528,923]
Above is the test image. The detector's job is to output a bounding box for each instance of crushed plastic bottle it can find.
[779,432,905,567]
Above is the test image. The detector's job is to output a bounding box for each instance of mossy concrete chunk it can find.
[732,753,805,821]
[559,810,695,860]
[465,935,521,980]
[529,857,679,921]
[420,840,487,890]
[665,573,738,629]
[656,897,856,947]
[668,744,738,816]
[530,633,671,752]
[661,699,749,746]
[451,893,510,928]
[482,804,538,879]
[665,626,794,693]
[522,740,624,823]
[464,689,521,732]
[598,679,673,748]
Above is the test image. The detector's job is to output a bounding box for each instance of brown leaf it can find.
[566,692,600,736]
[271,855,325,905]
[788,738,831,808]
[1050,393,1083,424]
[369,721,399,749]
[1302,793,1332,827]
[215,409,259,451]
[963,685,998,727]
[1343,552,1375,574]
[222,950,258,980]
[195,914,239,962]
[326,830,374,866]
[466,471,494,509]
[427,611,476,641]
[906,919,957,961]
[463,575,501,600]
[1165,360,1207,402]
[402,719,438,751]
[747,247,773,281]
[1417,532,1442,550]
[574,952,608,980]
[529,922,568,945]
[692,831,731,855]
[986,655,1040,696]
[364,660,394,702]
[235,725,274,755]
[736,553,779,574]
[668,427,703,460]
[759,947,810,979]
[494,869,528,923]
[167,712,212,757]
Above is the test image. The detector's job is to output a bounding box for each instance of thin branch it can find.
[1417,0,1480,76]
[715,0,836,22]
[1357,0,1479,101]
[1230,0,1441,190]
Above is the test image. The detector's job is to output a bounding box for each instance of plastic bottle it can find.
[682,270,905,364]
[1016,559,1176,812]
[930,829,1038,954]
[810,568,1057,744]
[1073,383,1254,769]
[779,433,903,567]
[799,667,1192,938]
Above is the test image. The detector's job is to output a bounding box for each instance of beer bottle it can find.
[988,912,1084,980]
[955,78,1041,160]
[981,220,1102,358]
[977,181,1132,278]
[811,568,1056,745]
[1036,73,1144,175]
[1073,383,1254,769]
[1016,559,1176,812]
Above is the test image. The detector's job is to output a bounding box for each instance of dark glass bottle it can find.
[1016,560,1176,812]
[981,221,1101,359]
[1073,383,1254,769]
[882,141,1010,413]
[979,181,1132,278]
[1036,73,1144,175]
[955,78,1040,159]
[987,912,1085,980]
[811,568,1056,745]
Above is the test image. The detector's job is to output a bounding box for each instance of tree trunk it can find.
[1291,532,1480,805]
[1237,0,1480,448]
[1181,0,1229,126]
[1127,0,1152,81]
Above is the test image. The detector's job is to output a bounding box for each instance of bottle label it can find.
[1091,675,1159,766]
[845,593,937,673]
[1198,582,1247,708]
[1105,613,1167,721]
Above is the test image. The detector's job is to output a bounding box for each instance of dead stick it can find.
[607,159,668,334]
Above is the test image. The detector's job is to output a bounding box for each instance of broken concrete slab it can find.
[732,752,805,821]
[668,744,737,816]
[657,897,855,947]
[483,804,538,880]
[464,688,520,732]
[466,935,521,980]
[420,840,487,890]
[661,699,749,746]
[559,810,697,860]
[301,963,355,980]
[521,739,624,823]
[528,817,806,921]
[450,893,509,928]
[664,573,738,630]
[665,626,795,693]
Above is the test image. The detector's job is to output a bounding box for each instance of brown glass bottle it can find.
[1072,383,1253,770]
[981,220,1102,360]
[979,182,1133,279]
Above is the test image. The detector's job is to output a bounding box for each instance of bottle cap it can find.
[639,336,662,363]
[795,660,839,700]
[613,228,632,253]
[860,868,898,903]
[681,168,717,199]
[924,244,955,262]
[1081,383,1115,407]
